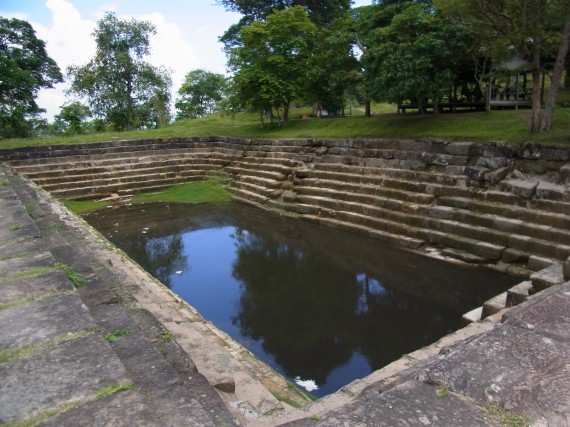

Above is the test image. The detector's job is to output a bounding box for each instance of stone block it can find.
[486,167,510,185]
[560,164,570,185]
[481,292,507,319]
[527,255,554,272]
[314,380,496,427]
[461,306,482,326]
[564,257,570,280]
[464,165,489,182]
[536,181,570,202]
[501,179,538,199]
[445,141,474,156]
[420,322,570,425]
[530,263,564,291]
[506,280,533,307]
[501,248,528,264]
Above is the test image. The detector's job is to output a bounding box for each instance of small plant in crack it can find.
[160,330,173,342]
[9,223,21,231]
[55,262,89,288]
[105,329,130,343]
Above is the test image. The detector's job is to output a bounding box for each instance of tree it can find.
[67,12,171,131]
[436,0,570,132]
[363,2,471,113]
[52,101,91,135]
[305,16,360,115]
[0,17,63,138]
[228,6,318,125]
[218,0,351,49]
[175,69,227,120]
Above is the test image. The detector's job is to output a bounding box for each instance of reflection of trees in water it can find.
[124,234,187,288]
[231,229,359,384]
[230,230,455,383]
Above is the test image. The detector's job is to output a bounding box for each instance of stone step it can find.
[310,162,468,187]
[11,150,231,173]
[481,292,508,319]
[294,185,428,216]
[239,174,283,190]
[226,166,287,182]
[428,205,570,246]
[296,212,425,250]
[41,170,208,193]
[230,180,280,199]
[228,186,270,205]
[500,179,570,202]
[29,163,221,187]
[295,168,470,199]
[295,178,435,205]
[438,196,570,230]
[50,175,207,200]
[294,193,510,260]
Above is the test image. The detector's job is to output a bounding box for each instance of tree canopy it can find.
[175,69,227,120]
[67,11,171,131]
[0,17,63,138]
[228,6,318,125]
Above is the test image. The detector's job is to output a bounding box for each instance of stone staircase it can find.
[3,137,569,274]
[0,165,239,426]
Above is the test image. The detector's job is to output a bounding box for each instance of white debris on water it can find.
[295,377,319,392]
[175,271,183,275]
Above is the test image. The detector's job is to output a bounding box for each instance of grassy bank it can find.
[2,101,570,150]
[64,176,231,215]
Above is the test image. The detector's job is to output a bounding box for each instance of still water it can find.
[84,202,518,397]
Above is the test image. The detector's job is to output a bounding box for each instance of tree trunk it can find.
[364,99,371,117]
[540,2,570,131]
[432,95,439,115]
[528,0,543,133]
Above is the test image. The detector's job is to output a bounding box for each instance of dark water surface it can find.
[84,202,519,397]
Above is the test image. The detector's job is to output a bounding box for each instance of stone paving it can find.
[2,160,570,427]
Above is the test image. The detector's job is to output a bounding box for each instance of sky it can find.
[0,0,373,121]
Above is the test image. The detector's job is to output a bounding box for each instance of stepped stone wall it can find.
[2,136,569,277]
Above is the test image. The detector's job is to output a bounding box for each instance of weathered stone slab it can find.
[420,322,570,425]
[0,293,95,350]
[536,181,570,202]
[307,381,496,427]
[565,257,570,280]
[0,334,130,422]
[481,292,506,319]
[506,280,533,307]
[37,390,155,427]
[530,263,564,291]
[0,252,54,279]
[0,270,71,304]
[501,179,538,198]
[502,281,570,342]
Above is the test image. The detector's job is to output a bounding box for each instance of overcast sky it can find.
[1,0,372,120]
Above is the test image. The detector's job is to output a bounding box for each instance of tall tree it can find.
[218,0,351,48]
[67,12,171,131]
[436,0,570,132]
[228,6,318,125]
[52,101,91,135]
[0,17,62,138]
[363,2,471,113]
[175,69,227,120]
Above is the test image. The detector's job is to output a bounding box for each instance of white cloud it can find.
[134,12,201,99]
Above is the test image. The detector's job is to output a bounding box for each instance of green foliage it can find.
[52,101,92,135]
[63,199,111,214]
[228,6,318,125]
[160,330,173,342]
[131,176,231,204]
[364,2,471,111]
[67,12,172,131]
[0,17,63,138]
[175,69,227,120]
[95,382,135,399]
[9,223,21,231]
[482,403,530,427]
[105,329,130,343]
[55,262,89,288]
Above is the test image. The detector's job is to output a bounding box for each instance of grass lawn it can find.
[1,100,569,151]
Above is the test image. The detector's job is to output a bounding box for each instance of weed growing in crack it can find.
[54,262,89,288]
[105,329,130,343]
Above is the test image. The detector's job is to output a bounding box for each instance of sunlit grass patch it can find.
[131,176,231,204]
